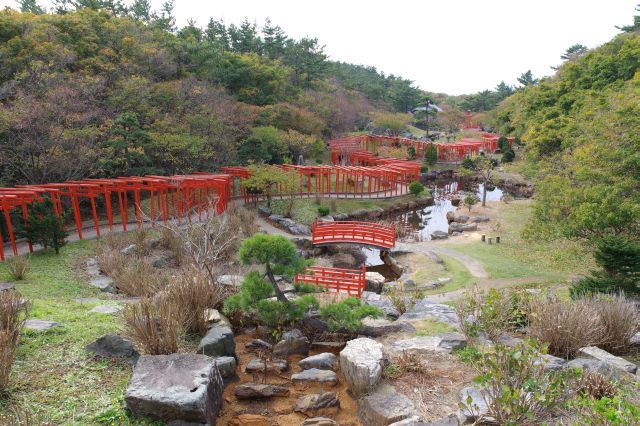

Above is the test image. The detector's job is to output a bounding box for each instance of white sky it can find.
[4,0,637,94]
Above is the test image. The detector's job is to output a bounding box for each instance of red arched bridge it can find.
[311,220,395,249]
[295,265,366,297]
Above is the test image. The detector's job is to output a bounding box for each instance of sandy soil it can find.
[217,334,362,426]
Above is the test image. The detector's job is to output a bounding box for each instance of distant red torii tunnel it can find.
[311,220,395,249]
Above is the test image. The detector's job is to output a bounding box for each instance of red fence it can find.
[311,220,395,249]
[295,265,366,297]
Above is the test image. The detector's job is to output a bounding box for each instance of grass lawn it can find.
[442,201,594,281]
[420,254,476,295]
[0,241,158,425]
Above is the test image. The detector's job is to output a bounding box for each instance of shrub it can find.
[461,340,574,425]
[132,228,149,259]
[463,194,480,212]
[16,198,68,254]
[462,157,476,170]
[114,260,167,297]
[386,281,424,315]
[159,226,185,265]
[497,136,510,152]
[293,282,325,293]
[420,165,429,173]
[0,290,27,394]
[124,297,181,355]
[165,267,227,336]
[529,297,606,358]
[576,371,617,400]
[317,206,330,216]
[319,297,382,332]
[6,255,30,281]
[407,146,416,160]
[96,247,128,278]
[591,295,639,354]
[408,181,424,196]
[423,143,438,165]
[501,149,515,163]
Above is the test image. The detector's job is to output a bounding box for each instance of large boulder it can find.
[567,358,622,380]
[85,334,139,363]
[453,215,469,224]
[197,324,235,358]
[339,337,384,396]
[299,353,337,371]
[359,317,415,337]
[358,385,417,426]
[471,215,490,223]
[577,346,637,374]
[430,230,448,240]
[273,329,309,357]
[234,383,289,399]
[294,392,340,415]
[448,223,477,234]
[124,354,218,422]
[365,272,386,293]
[291,368,338,385]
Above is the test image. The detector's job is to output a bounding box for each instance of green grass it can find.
[0,241,158,425]
[420,254,476,295]
[406,125,426,138]
[414,319,457,336]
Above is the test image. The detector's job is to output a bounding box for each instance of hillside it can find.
[495,31,640,240]
[0,8,422,185]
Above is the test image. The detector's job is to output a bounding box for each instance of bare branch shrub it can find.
[159,226,185,266]
[0,290,27,393]
[103,231,129,251]
[114,260,168,297]
[123,297,180,355]
[577,371,617,400]
[132,228,149,259]
[595,295,640,354]
[165,266,228,336]
[96,247,128,277]
[6,255,30,281]
[529,298,607,359]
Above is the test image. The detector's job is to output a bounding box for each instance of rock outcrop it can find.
[339,337,384,396]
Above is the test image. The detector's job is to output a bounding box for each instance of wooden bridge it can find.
[311,220,396,249]
[295,265,366,297]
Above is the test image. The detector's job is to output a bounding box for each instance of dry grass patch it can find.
[5,256,30,281]
[123,297,181,355]
[0,290,27,394]
[113,260,168,297]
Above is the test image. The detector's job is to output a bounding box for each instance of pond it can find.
[363,179,505,268]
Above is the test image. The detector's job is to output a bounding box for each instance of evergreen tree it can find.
[17,198,68,254]
[18,0,46,14]
[229,18,261,54]
[205,18,230,50]
[423,143,438,165]
[130,0,152,22]
[517,70,538,87]
[561,43,587,60]
[101,112,153,176]
[154,0,176,32]
[616,4,640,32]
[283,37,328,86]
[262,18,287,59]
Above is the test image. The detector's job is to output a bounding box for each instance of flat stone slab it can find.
[235,383,289,399]
[24,319,62,332]
[85,334,139,363]
[89,305,124,315]
[299,353,337,371]
[197,323,236,358]
[577,346,637,374]
[75,297,103,303]
[294,392,340,415]
[302,418,338,426]
[124,354,216,422]
[245,358,288,373]
[291,368,338,385]
[390,332,466,354]
[273,328,309,356]
[0,282,16,291]
[359,385,417,426]
[398,299,459,327]
[90,276,115,293]
[567,358,622,380]
[359,317,415,337]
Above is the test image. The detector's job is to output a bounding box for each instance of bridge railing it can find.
[294,265,366,297]
[311,220,395,249]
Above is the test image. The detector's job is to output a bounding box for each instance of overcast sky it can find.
[4,0,637,94]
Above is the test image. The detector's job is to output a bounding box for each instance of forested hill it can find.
[495,29,640,240]
[0,7,422,185]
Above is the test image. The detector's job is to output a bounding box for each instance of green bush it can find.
[462,157,476,170]
[16,198,68,254]
[293,282,325,293]
[423,143,438,165]
[408,146,416,160]
[497,136,510,152]
[420,165,429,173]
[569,390,640,425]
[317,206,330,216]
[463,194,480,212]
[319,297,382,332]
[408,181,424,196]
[501,149,515,163]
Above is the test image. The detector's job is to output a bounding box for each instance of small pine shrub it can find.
[501,149,515,163]
[293,282,325,293]
[317,206,330,216]
[463,194,480,212]
[408,181,424,197]
[319,297,382,332]
[16,198,68,254]
[497,136,510,152]
[462,157,476,170]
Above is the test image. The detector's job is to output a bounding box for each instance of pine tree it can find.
[206,18,230,50]
[262,18,287,59]
[423,143,438,166]
[17,199,68,255]
[18,0,45,14]
[561,43,587,61]
[130,0,152,22]
[616,4,640,32]
[517,70,538,87]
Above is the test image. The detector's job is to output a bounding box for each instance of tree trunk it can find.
[266,262,288,302]
[482,182,487,207]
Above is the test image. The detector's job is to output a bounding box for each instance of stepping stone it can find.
[245,339,273,352]
[390,332,466,355]
[294,392,340,415]
[24,319,62,332]
[76,297,102,303]
[245,358,288,373]
[85,333,139,363]
[291,368,338,385]
[273,328,309,357]
[214,356,237,378]
[359,385,417,426]
[125,354,219,422]
[340,337,384,396]
[359,317,415,337]
[302,418,338,426]
[85,263,101,276]
[234,383,289,399]
[89,305,124,315]
[90,276,115,293]
[430,230,448,240]
[0,282,15,291]
[299,353,337,371]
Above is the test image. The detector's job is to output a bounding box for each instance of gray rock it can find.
[359,317,416,337]
[422,414,461,426]
[289,224,312,236]
[234,383,289,399]
[577,346,637,374]
[631,332,640,346]
[471,215,490,223]
[333,213,349,221]
[85,264,102,276]
[147,238,160,249]
[291,368,338,385]
[365,271,386,293]
[495,334,524,348]
[340,337,384,396]
[359,386,417,426]
[319,215,334,222]
[197,324,235,358]
[273,328,309,356]
[538,354,567,372]
[453,215,469,223]
[24,319,62,332]
[437,332,468,351]
[258,206,272,216]
[390,416,430,426]
[299,353,337,371]
[391,335,452,354]
[90,276,115,293]
[86,258,98,267]
[448,223,477,233]
[294,392,340,414]
[460,386,489,420]
[450,198,461,207]
[425,251,444,264]
[302,417,338,426]
[85,334,139,363]
[0,282,16,291]
[215,356,237,378]
[567,358,622,381]
[121,244,137,256]
[446,211,455,223]
[268,214,285,222]
[398,299,459,327]
[89,304,123,315]
[75,297,102,303]
[430,230,449,240]
[217,275,243,287]
[303,310,330,333]
[124,354,217,422]
[245,339,273,352]
[245,358,288,373]
[361,291,401,319]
